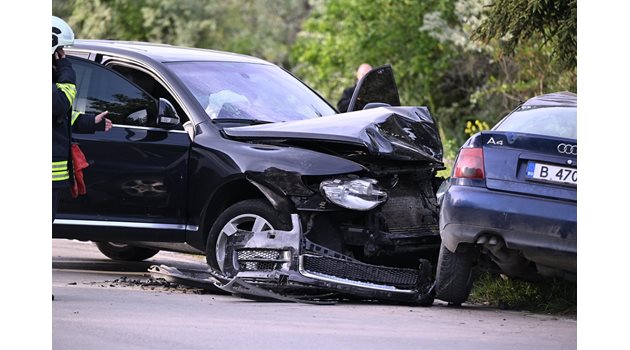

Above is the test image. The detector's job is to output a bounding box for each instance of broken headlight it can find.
[320,177,387,211]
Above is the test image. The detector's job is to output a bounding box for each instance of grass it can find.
[468,272,577,316]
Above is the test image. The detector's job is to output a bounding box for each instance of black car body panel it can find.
[224,106,442,163]
[59,128,190,222]
[183,131,368,249]
[54,40,445,302]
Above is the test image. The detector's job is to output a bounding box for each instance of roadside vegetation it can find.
[53,0,577,313]
[470,273,577,316]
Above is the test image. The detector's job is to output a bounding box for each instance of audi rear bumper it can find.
[440,185,576,273]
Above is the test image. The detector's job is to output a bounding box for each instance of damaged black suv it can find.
[54,40,444,304]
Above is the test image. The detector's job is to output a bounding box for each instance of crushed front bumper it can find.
[152,214,434,305]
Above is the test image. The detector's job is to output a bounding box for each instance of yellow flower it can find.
[464,119,490,136]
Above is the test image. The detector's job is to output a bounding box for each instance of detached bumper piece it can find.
[149,214,434,305]
[215,214,434,305]
[300,255,419,289]
[206,255,434,306]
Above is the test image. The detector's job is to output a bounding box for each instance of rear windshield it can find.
[493,106,577,140]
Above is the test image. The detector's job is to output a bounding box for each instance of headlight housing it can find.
[320,177,387,211]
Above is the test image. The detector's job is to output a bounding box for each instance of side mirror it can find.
[157,98,180,128]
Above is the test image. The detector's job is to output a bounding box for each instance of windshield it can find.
[166,62,336,123]
[493,106,577,140]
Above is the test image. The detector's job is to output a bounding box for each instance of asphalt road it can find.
[52,239,576,350]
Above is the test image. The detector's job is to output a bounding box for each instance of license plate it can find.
[526,162,577,186]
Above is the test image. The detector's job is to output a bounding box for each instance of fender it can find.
[185,129,366,249]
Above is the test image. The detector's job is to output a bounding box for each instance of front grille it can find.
[302,255,418,289]
[237,249,281,261]
[240,261,277,271]
[237,249,284,272]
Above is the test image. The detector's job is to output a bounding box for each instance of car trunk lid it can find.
[480,131,576,202]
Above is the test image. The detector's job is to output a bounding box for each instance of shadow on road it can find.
[52,259,156,273]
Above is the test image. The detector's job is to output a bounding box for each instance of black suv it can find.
[54,40,444,302]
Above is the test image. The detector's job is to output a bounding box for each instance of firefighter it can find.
[52,16,112,222]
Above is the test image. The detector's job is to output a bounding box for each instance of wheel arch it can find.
[196,177,281,252]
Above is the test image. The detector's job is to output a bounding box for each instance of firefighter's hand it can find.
[95,111,113,132]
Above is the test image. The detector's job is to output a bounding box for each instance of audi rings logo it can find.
[557,143,577,156]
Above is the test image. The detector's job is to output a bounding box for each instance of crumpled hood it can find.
[223,106,443,163]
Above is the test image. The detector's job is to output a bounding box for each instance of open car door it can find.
[347,64,401,112]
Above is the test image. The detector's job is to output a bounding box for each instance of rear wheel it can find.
[94,242,160,261]
[205,199,290,275]
[434,243,475,305]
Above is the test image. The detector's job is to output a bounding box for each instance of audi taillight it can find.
[453,148,485,179]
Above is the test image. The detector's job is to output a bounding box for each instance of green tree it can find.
[291,0,457,113]
[473,0,577,71]
[67,0,147,41]
[56,0,311,68]
[53,0,76,19]
[420,0,576,144]
[292,0,498,145]
[291,0,576,150]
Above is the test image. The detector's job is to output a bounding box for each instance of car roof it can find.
[522,91,577,108]
[72,39,272,65]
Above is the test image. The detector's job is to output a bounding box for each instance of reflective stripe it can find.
[52,170,70,181]
[71,111,81,125]
[56,83,77,104]
[53,161,69,181]
[52,161,67,171]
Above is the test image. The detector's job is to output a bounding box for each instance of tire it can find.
[95,242,160,261]
[434,242,475,305]
[205,199,291,275]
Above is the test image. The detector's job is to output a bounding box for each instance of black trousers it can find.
[52,188,60,222]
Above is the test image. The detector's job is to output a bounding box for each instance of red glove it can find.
[70,143,89,198]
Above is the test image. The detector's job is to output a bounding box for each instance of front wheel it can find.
[94,242,160,261]
[205,199,290,275]
[434,243,475,305]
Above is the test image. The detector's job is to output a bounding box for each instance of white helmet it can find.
[52,16,74,55]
